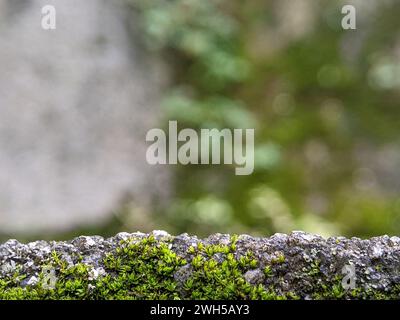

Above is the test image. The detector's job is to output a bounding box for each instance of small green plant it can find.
[271,253,285,265]
[264,266,273,277]
[308,259,321,277]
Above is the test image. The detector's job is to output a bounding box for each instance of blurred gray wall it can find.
[0,0,169,233]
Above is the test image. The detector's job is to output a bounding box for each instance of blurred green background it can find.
[133,0,400,239]
[4,0,400,241]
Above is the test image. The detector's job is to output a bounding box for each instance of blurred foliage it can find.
[125,0,400,238]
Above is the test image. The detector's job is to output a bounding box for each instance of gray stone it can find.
[244,269,265,285]
[1,231,400,299]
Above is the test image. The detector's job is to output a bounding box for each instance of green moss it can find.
[1,235,399,300]
[270,253,285,265]
[307,259,321,277]
[263,266,273,278]
[309,271,400,300]
[310,280,395,300]
[0,235,293,300]
[185,246,268,299]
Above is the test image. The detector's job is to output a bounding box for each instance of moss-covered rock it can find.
[1,231,400,299]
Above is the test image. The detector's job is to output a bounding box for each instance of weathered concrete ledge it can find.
[1,231,400,299]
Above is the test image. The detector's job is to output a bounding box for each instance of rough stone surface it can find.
[0,0,169,233]
[1,231,400,298]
